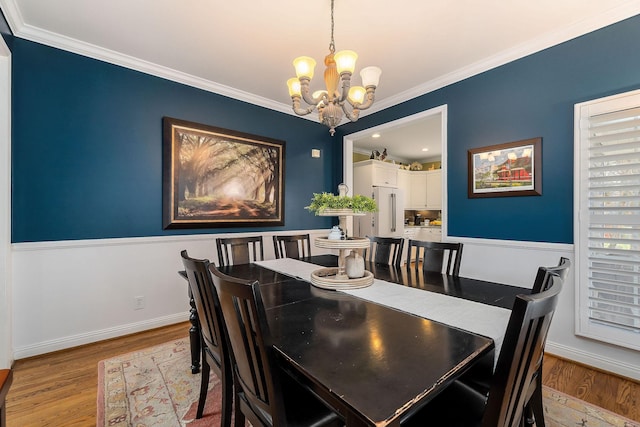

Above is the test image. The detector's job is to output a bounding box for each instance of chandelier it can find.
[286,0,381,136]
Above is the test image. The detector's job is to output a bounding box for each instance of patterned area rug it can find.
[97,339,639,427]
[97,338,225,426]
[543,387,639,427]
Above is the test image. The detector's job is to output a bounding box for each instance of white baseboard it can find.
[13,312,189,359]
[546,341,640,381]
[10,230,334,360]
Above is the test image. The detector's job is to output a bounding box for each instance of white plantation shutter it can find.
[575,90,640,350]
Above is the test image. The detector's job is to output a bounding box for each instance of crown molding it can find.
[0,0,305,117]
[363,3,640,115]
[2,0,639,119]
[17,22,298,115]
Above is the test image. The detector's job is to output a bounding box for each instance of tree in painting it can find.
[175,129,281,220]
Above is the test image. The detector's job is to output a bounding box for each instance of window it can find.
[575,90,640,351]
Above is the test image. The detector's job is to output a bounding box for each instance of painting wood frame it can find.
[162,117,285,229]
[468,137,541,198]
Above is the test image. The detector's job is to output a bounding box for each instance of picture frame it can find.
[162,117,285,229]
[468,137,541,198]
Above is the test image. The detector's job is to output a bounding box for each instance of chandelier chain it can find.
[329,0,335,53]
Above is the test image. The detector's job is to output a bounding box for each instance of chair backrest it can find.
[407,240,463,276]
[209,265,284,426]
[180,250,228,371]
[216,236,264,266]
[365,236,405,267]
[481,274,564,427]
[273,234,311,259]
[531,257,571,294]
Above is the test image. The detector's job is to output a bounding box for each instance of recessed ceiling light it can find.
[422,148,429,152]
[372,133,381,138]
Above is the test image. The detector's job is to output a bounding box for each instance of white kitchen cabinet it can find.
[426,170,442,210]
[397,169,411,209]
[356,163,441,211]
[409,171,428,209]
[353,160,398,197]
[418,227,442,242]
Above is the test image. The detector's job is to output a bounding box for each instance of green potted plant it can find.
[305,192,378,215]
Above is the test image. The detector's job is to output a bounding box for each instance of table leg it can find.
[188,288,201,374]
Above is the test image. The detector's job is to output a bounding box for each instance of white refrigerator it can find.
[355,186,405,238]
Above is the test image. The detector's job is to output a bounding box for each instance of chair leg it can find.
[524,405,535,426]
[220,368,233,427]
[233,390,245,427]
[528,377,546,427]
[196,358,210,419]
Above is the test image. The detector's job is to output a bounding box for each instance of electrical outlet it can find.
[134,296,145,310]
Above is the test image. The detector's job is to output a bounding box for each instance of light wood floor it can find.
[5,321,640,425]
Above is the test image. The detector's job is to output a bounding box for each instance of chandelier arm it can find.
[337,72,353,103]
[291,96,316,116]
[340,101,361,122]
[299,78,324,106]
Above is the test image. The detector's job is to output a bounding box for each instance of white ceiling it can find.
[351,113,442,163]
[2,0,639,155]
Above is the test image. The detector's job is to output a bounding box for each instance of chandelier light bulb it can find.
[293,56,316,80]
[313,90,328,99]
[360,66,382,88]
[348,86,366,104]
[334,50,358,74]
[287,78,302,97]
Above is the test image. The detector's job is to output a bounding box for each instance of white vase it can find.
[345,251,365,278]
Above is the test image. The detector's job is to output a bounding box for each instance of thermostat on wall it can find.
[311,149,321,158]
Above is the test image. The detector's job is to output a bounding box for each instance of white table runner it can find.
[255,258,511,364]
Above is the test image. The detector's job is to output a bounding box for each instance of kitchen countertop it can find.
[405,224,441,229]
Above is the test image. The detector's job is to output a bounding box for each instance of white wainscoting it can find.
[11,229,333,359]
[12,233,640,380]
[452,236,640,381]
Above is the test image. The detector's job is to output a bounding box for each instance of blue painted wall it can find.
[9,38,338,242]
[336,15,640,244]
[9,15,640,244]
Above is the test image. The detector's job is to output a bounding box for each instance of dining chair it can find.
[456,258,571,427]
[526,256,571,427]
[272,234,311,259]
[209,265,343,427]
[364,236,405,267]
[407,240,463,276]
[216,235,264,266]
[403,270,565,427]
[180,250,233,426]
[532,257,571,293]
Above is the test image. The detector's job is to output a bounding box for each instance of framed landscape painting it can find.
[162,117,285,229]
[468,137,541,198]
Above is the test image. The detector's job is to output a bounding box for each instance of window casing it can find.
[575,90,640,351]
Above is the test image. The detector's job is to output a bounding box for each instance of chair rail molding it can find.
[11,231,640,381]
[10,230,332,359]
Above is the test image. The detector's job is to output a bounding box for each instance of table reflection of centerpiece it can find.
[305,184,377,290]
[310,287,368,345]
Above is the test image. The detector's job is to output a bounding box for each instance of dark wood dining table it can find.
[181,255,526,426]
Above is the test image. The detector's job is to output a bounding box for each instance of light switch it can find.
[311,149,321,158]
